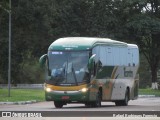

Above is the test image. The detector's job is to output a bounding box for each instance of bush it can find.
[13,51,45,84]
[0,75,3,84]
[17,60,45,84]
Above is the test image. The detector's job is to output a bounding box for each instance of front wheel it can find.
[91,91,101,107]
[54,101,63,108]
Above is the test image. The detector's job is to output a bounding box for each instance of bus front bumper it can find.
[45,89,89,102]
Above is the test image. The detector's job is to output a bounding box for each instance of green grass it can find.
[139,88,160,97]
[0,88,160,102]
[0,88,45,102]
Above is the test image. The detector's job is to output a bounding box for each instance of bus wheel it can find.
[122,89,129,106]
[85,103,91,107]
[115,89,129,106]
[115,101,121,106]
[91,91,101,107]
[54,101,63,108]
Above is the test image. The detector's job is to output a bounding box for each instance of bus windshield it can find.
[47,51,90,85]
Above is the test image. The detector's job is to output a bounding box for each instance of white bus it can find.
[40,37,139,108]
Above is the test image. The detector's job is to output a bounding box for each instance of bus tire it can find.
[115,101,121,106]
[85,102,91,107]
[91,91,101,107]
[115,89,129,106]
[54,101,63,108]
[122,89,129,106]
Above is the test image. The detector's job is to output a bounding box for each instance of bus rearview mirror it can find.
[39,54,47,68]
[88,54,96,70]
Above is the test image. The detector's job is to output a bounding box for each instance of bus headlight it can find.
[46,87,52,92]
[80,88,88,93]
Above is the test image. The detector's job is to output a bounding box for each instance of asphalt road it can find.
[1,97,160,111]
[0,97,160,119]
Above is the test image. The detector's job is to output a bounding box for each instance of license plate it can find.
[61,96,69,100]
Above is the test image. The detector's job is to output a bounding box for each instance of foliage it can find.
[125,0,160,84]
[139,88,160,96]
[0,0,160,88]
[0,0,9,13]
[0,0,52,84]
[15,52,44,84]
[139,54,151,88]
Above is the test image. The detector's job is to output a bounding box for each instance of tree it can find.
[0,0,53,84]
[10,0,54,83]
[124,0,160,89]
[0,0,159,87]
[0,0,9,83]
[0,0,9,13]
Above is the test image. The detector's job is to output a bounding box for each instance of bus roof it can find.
[127,44,138,49]
[48,37,128,51]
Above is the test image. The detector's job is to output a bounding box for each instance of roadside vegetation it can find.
[0,88,160,102]
[139,89,160,97]
[0,89,45,102]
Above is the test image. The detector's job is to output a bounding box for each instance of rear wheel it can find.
[54,101,63,108]
[115,89,129,106]
[115,101,122,106]
[85,102,92,107]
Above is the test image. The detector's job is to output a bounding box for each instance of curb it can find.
[0,84,44,89]
[138,95,156,98]
[0,100,37,105]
